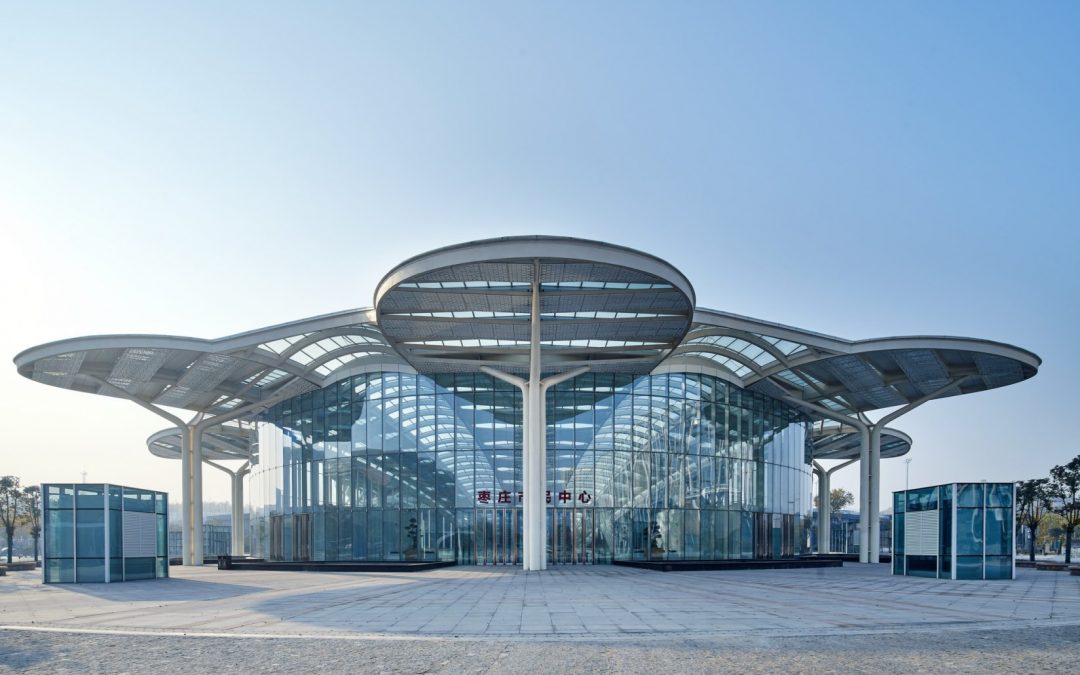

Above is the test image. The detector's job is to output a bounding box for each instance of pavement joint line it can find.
[5,618,1080,643]
[4,566,1078,643]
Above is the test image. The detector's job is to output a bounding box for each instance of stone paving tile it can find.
[1,564,1078,642]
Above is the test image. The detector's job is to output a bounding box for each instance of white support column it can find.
[813,463,827,554]
[186,387,299,566]
[480,366,530,565]
[233,463,250,557]
[482,361,586,572]
[814,458,858,555]
[85,373,295,566]
[80,376,194,563]
[864,377,972,562]
[206,460,250,558]
[536,365,590,569]
[180,426,193,566]
[481,258,589,572]
[856,424,872,563]
[527,261,543,571]
[191,425,204,565]
[868,423,882,563]
[783,395,872,562]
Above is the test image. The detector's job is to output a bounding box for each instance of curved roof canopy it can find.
[13,309,409,417]
[663,309,1040,416]
[14,237,1039,435]
[374,236,696,375]
[148,422,254,461]
[810,421,912,461]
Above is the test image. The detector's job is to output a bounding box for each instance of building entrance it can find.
[474,508,521,565]
[471,508,597,565]
[549,509,594,564]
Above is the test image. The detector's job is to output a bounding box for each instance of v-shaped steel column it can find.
[813,458,857,554]
[85,374,298,565]
[206,460,251,558]
[481,260,589,571]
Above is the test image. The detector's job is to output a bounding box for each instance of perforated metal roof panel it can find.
[374,237,696,375]
[14,238,1040,428]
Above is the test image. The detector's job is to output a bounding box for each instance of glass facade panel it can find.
[985,555,1012,579]
[988,484,1012,508]
[906,487,937,512]
[42,483,169,583]
[250,372,813,564]
[894,482,1013,581]
[955,555,984,580]
[75,484,105,509]
[957,483,983,508]
[75,509,106,558]
[47,484,74,510]
[956,508,984,555]
[75,558,105,583]
[44,508,74,559]
[45,558,74,583]
[985,508,1011,555]
[906,555,937,578]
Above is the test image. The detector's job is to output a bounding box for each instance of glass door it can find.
[753,512,772,559]
[270,515,283,560]
[292,513,311,561]
[475,508,520,565]
[549,508,594,564]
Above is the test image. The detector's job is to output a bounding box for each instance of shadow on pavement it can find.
[50,576,267,602]
[0,630,59,669]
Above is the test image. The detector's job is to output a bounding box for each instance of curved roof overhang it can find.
[13,308,409,418]
[13,239,1040,433]
[811,421,912,461]
[374,236,696,375]
[147,423,254,461]
[661,308,1040,417]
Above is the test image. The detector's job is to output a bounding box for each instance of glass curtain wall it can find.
[248,372,813,564]
[893,482,1014,580]
[42,483,169,583]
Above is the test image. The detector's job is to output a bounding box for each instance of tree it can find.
[1049,455,1080,564]
[0,476,20,564]
[1016,478,1052,562]
[20,485,42,563]
[813,488,855,513]
[830,488,855,514]
[812,489,855,553]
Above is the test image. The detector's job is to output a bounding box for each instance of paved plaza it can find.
[1,564,1078,672]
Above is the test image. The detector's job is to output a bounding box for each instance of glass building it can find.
[249,371,812,564]
[14,237,1040,568]
[42,483,169,583]
[892,482,1015,580]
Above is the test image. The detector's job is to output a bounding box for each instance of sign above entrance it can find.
[476,490,593,505]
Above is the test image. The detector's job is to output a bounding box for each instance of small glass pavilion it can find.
[893,482,1014,580]
[42,483,169,583]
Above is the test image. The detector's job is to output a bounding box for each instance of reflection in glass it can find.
[250,372,813,563]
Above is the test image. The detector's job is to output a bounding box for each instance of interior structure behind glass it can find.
[248,371,813,564]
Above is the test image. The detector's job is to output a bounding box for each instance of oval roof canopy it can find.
[663,309,1040,416]
[374,236,696,375]
[148,423,254,461]
[14,237,1039,426]
[12,309,408,416]
[810,421,912,461]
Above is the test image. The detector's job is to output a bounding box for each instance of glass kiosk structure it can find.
[892,482,1014,580]
[42,483,169,583]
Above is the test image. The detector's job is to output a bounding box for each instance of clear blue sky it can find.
[1,3,1077,505]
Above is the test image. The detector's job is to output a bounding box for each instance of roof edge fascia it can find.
[692,307,1041,369]
[13,307,379,368]
[375,236,696,311]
